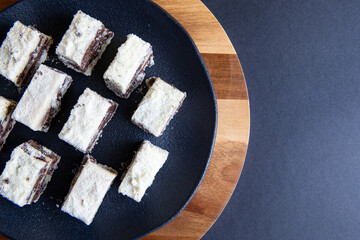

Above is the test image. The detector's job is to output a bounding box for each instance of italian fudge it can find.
[12,64,73,132]
[0,21,53,87]
[119,140,168,202]
[0,140,61,207]
[0,96,17,151]
[103,34,154,98]
[131,77,186,137]
[58,88,118,153]
[62,154,117,225]
[56,10,114,76]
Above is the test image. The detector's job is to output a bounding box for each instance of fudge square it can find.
[131,77,186,137]
[59,88,118,153]
[0,96,17,151]
[0,140,61,207]
[56,10,114,76]
[62,154,117,225]
[12,64,73,132]
[0,21,53,87]
[119,140,169,202]
[103,34,154,98]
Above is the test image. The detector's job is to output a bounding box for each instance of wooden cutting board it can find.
[0,0,249,239]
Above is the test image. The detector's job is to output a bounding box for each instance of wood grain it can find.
[201,53,248,100]
[152,0,235,55]
[0,0,250,239]
[144,99,249,240]
[0,0,17,11]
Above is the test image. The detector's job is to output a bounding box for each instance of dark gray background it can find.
[202,0,360,239]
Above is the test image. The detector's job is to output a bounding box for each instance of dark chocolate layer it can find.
[105,52,154,99]
[16,35,53,87]
[21,140,61,203]
[31,156,59,203]
[84,154,117,174]
[23,140,61,162]
[85,100,118,153]
[41,74,73,132]
[30,165,49,203]
[81,27,114,71]
[59,26,113,74]
[145,77,157,87]
[0,103,16,151]
[131,78,187,137]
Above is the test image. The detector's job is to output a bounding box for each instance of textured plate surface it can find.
[0,0,217,239]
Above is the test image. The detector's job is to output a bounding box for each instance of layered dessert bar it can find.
[0,96,17,151]
[56,10,114,76]
[131,78,186,137]
[12,64,73,132]
[119,140,168,202]
[103,34,154,98]
[0,21,53,87]
[0,140,61,207]
[62,154,117,225]
[59,88,118,153]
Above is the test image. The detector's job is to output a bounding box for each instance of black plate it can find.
[0,0,217,239]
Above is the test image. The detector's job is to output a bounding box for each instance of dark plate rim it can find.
[0,0,218,239]
[138,1,218,238]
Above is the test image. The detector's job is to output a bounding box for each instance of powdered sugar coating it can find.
[62,155,117,225]
[58,88,118,153]
[56,11,103,67]
[103,34,154,96]
[0,21,52,86]
[56,10,113,76]
[0,96,17,150]
[0,96,16,122]
[12,64,72,132]
[118,140,168,202]
[132,78,186,137]
[0,141,60,207]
